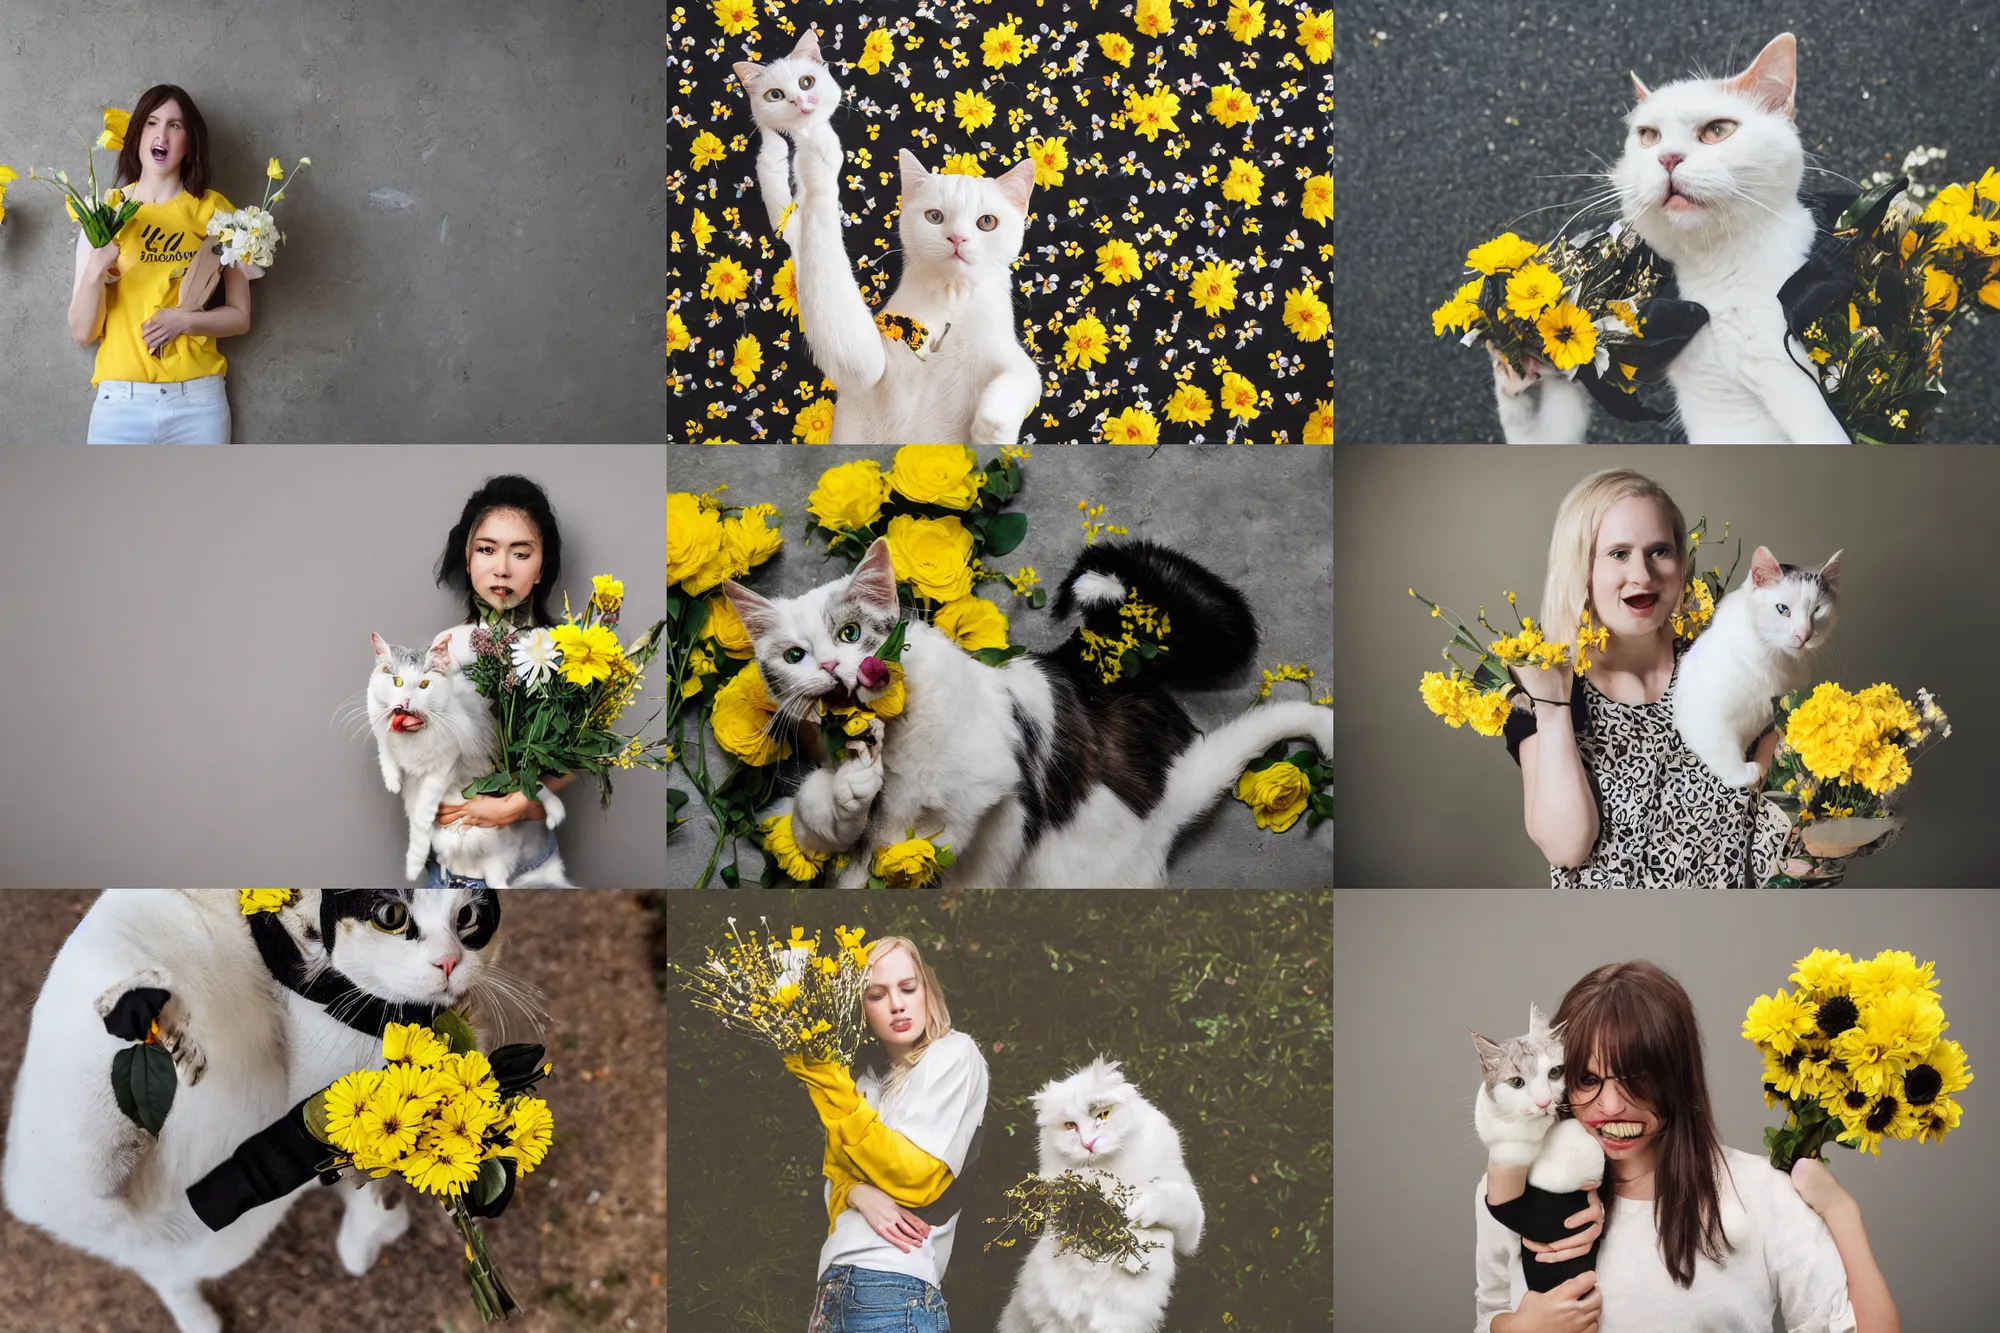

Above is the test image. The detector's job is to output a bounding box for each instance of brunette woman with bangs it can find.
[1476,961,1898,1333]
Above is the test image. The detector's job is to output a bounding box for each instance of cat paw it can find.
[336,1190,410,1276]
[1121,1251,1148,1275]
[1491,348,1545,396]
[96,971,171,1036]
[832,746,884,818]
[1724,760,1764,788]
[968,409,1022,446]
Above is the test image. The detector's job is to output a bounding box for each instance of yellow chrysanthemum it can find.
[954,90,996,133]
[1304,399,1334,444]
[668,491,725,590]
[1062,313,1110,369]
[980,21,1025,68]
[1282,286,1331,342]
[759,813,830,882]
[405,1129,484,1196]
[505,1096,555,1174]
[1027,135,1069,188]
[794,396,836,443]
[1743,989,1818,1056]
[706,255,750,304]
[1504,261,1565,320]
[1101,406,1160,443]
[1467,232,1541,275]
[1165,382,1213,425]
[321,1070,384,1153]
[730,334,762,387]
[859,28,894,75]
[1096,32,1136,67]
[1536,302,1598,371]
[1208,85,1260,128]
[1190,260,1240,316]
[1432,278,1484,336]
[1220,158,1264,207]
[550,622,623,686]
[1301,172,1333,226]
[382,1022,452,1068]
[1225,0,1265,42]
[1095,238,1141,284]
[712,0,757,36]
[1220,371,1260,422]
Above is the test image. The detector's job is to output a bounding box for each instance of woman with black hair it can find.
[72,84,251,444]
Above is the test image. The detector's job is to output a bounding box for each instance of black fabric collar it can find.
[247,910,445,1037]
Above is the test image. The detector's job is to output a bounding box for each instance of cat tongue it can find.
[857,656,890,689]
[390,708,425,732]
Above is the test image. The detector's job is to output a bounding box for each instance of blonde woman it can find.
[786,936,990,1332]
[1506,469,1789,888]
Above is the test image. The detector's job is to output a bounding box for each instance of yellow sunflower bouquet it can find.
[676,918,873,1063]
[1745,947,1972,1170]
[308,1015,554,1322]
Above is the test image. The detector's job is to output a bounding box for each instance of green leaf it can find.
[877,619,910,663]
[985,511,1029,556]
[1119,648,1143,678]
[1006,458,1022,490]
[1138,643,1158,659]
[682,598,710,640]
[1029,588,1047,609]
[667,587,685,619]
[971,644,1031,667]
[474,1157,509,1208]
[433,1009,480,1056]
[867,875,888,889]
[936,846,957,868]
[110,1043,176,1136]
[667,788,690,813]
[304,1088,333,1144]
[489,1043,549,1093]
[720,862,741,888]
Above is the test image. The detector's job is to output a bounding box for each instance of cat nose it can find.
[434,955,458,980]
[946,234,968,246]
[1658,152,1685,172]
[1534,1096,1551,1109]
[820,660,839,672]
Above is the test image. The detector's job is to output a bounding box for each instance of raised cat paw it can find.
[1491,348,1546,397]
[968,409,1022,447]
[833,730,885,818]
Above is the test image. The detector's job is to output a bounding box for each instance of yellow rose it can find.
[808,459,892,532]
[873,837,941,888]
[723,506,784,576]
[1235,761,1312,832]
[710,663,791,766]
[98,106,129,152]
[668,492,725,590]
[934,595,1010,651]
[703,594,755,658]
[884,514,974,601]
[759,813,828,882]
[886,445,984,510]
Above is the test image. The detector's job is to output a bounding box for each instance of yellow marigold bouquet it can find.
[461,577,663,808]
[1744,947,1972,1170]
[5,107,142,248]
[307,1015,554,1322]
[675,918,872,1062]
[1408,588,1607,737]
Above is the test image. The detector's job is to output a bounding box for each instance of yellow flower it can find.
[668,310,691,353]
[1980,280,2000,310]
[884,514,976,601]
[1504,261,1564,320]
[723,506,784,575]
[954,90,997,133]
[1095,238,1141,284]
[1743,989,1818,1056]
[1220,371,1260,422]
[710,663,791,765]
[935,595,1011,651]
[682,644,715,697]
[1097,32,1136,66]
[981,21,1025,68]
[690,208,714,250]
[96,106,133,153]
[859,28,895,75]
[1304,399,1334,444]
[692,129,726,170]
[1300,172,1333,226]
[703,594,755,658]
[550,622,624,686]
[1102,406,1160,443]
[1125,89,1182,142]
[668,492,726,589]
[1165,382,1213,425]
[706,255,750,303]
[938,152,981,176]
[1235,761,1312,832]
[773,256,799,317]
[103,187,123,208]
[321,1070,384,1153]
[1062,313,1111,369]
[888,445,984,509]
[730,334,762,387]
[809,458,892,531]
[1467,232,1541,275]
[1134,0,1173,36]
[1190,260,1240,316]
[760,813,830,882]
[1282,286,1331,342]
[238,888,295,915]
[591,575,623,615]
[793,396,836,443]
[862,661,907,717]
[0,164,16,225]
[1922,267,1959,311]
[1297,8,1334,64]
[382,1021,452,1068]
[1027,135,1069,187]
[873,837,943,888]
[1536,302,1598,371]
[713,0,757,36]
[1847,949,1940,1005]
[1208,85,1259,128]
[260,156,284,182]
[1225,0,1265,42]
[1220,158,1264,206]
[1432,278,1485,336]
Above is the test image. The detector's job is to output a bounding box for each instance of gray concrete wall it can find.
[667,445,1334,888]
[0,0,665,443]
[0,445,665,887]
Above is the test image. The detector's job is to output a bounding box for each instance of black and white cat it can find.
[2,889,521,1333]
[1495,33,1853,444]
[732,29,843,245]
[366,631,570,887]
[1673,546,1840,787]
[996,1059,1203,1333]
[720,538,1333,887]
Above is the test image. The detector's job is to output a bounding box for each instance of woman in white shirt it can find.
[786,935,990,1332]
[1476,960,1899,1333]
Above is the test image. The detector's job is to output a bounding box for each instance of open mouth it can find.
[891,1017,912,1032]
[1622,591,1660,613]
[1663,181,1701,210]
[1590,1120,1650,1146]
[822,682,856,710]
[151,144,170,163]
[389,706,426,733]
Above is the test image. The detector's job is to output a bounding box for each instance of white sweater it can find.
[816,1030,990,1290]
[1475,1147,1857,1333]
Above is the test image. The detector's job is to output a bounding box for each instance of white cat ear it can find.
[1527,1001,1549,1034]
[1471,1030,1505,1070]
[899,149,929,196]
[1725,32,1797,119]
[1749,545,1783,588]
[371,632,393,664]
[426,630,455,675]
[720,579,781,639]
[995,158,1036,213]
[791,28,824,64]
[731,61,763,93]
[847,538,900,615]
[1817,549,1843,590]
[1629,72,1652,104]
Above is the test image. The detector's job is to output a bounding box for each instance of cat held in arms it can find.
[722,536,1333,887]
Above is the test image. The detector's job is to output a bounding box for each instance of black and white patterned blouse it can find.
[1505,653,1788,889]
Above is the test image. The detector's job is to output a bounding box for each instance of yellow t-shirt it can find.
[92,188,237,385]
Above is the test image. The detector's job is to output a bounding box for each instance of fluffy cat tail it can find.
[1048,540,1258,690]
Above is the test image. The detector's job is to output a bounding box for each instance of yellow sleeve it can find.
[788,1056,955,1209]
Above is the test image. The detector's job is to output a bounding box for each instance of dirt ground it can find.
[0,891,667,1333]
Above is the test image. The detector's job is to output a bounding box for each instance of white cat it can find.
[2,888,520,1333]
[731,29,843,243]
[1673,546,1841,787]
[1472,1004,1604,1192]
[996,1059,1203,1333]
[367,631,571,887]
[1495,33,1852,444]
[719,538,1334,888]
[779,104,1042,444]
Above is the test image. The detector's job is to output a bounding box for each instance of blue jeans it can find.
[87,375,231,444]
[425,828,561,888]
[809,1266,949,1333]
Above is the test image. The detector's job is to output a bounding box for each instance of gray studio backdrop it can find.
[0,445,665,886]
[1334,889,2000,1331]
[666,445,1334,888]
[1334,1,2000,442]
[1336,445,2000,886]
[0,0,664,442]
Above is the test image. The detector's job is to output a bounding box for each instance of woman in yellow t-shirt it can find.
[68,84,252,444]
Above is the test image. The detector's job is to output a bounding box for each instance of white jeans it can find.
[87,375,231,444]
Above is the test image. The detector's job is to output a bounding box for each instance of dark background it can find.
[669,1,1334,442]
[667,890,1332,1330]
[1334,2,2000,443]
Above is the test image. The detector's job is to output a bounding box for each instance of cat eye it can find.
[369,900,411,934]
[392,675,403,687]
[1549,1065,1564,1078]
[799,75,816,89]
[977,214,998,231]
[418,679,430,689]
[456,902,481,932]
[1063,1121,1077,1131]
[764,88,785,101]
[1776,603,1790,615]
[838,623,861,643]
[1506,1076,1525,1088]
[925,208,944,224]
[1636,127,1660,147]
[783,647,807,664]
[1699,119,1738,144]
[1095,1109,1111,1121]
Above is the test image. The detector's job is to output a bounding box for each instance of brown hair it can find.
[1555,960,1729,1287]
[854,936,954,1097]
[114,85,212,199]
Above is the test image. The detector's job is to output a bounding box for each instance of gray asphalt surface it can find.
[1334,2,2000,443]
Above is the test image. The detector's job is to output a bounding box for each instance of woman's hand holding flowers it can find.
[1498,1271,1601,1333]
[1788,1158,1856,1222]
[85,239,121,284]
[1521,1184,1603,1265]
[848,1180,931,1253]
[1511,659,1575,712]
